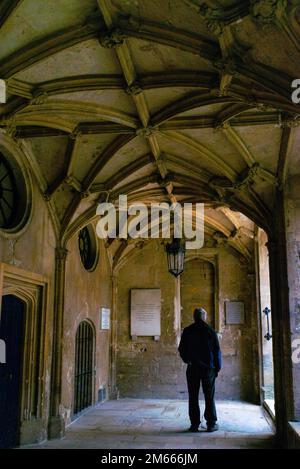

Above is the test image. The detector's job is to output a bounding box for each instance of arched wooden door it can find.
[0,295,25,448]
[74,321,94,415]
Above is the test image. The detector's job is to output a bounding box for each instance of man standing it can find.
[178,307,221,433]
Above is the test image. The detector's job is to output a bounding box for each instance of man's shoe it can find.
[188,426,199,432]
[207,423,219,432]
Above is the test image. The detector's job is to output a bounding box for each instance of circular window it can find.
[0,151,30,233]
[78,225,98,271]
[0,157,17,228]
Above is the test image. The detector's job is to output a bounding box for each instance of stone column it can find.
[285,175,300,422]
[108,273,118,399]
[48,246,68,439]
[267,189,293,447]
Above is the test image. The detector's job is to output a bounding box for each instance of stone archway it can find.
[0,263,50,446]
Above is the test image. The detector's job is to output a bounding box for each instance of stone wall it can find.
[0,161,112,436]
[116,241,182,398]
[181,259,215,329]
[211,246,259,402]
[116,240,260,402]
[0,174,56,444]
[285,174,300,420]
[61,231,112,425]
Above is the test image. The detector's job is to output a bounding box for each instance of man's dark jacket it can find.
[178,320,222,371]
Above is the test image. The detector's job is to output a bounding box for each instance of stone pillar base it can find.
[48,416,65,440]
[20,419,47,446]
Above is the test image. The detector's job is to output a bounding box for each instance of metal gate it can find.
[74,321,94,415]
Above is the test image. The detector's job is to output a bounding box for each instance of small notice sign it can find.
[100,307,111,330]
[225,301,245,325]
[0,80,6,104]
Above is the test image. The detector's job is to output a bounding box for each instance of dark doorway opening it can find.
[0,295,25,448]
[74,321,94,415]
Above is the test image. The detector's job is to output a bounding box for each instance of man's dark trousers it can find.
[186,364,217,428]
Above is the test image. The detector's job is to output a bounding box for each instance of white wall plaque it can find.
[131,289,161,337]
[0,80,6,104]
[0,339,6,363]
[100,307,111,330]
[225,301,245,325]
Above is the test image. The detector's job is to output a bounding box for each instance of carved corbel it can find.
[243,96,274,111]
[234,163,261,190]
[214,24,251,95]
[136,126,158,138]
[64,175,82,193]
[197,1,250,35]
[69,128,82,140]
[99,28,127,48]
[198,3,226,35]
[214,120,230,131]
[61,175,90,198]
[214,190,235,207]
[80,190,90,199]
[228,227,244,241]
[5,118,17,139]
[43,192,52,202]
[250,0,287,27]
[277,113,300,128]
[214,55,240,94]
[125,82,143,96]
[30,92,48,106]
[158,172,174,189]
[212,230,228,246]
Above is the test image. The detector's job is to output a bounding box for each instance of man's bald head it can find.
[193,307,207,323]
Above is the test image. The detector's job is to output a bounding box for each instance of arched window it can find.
[74,321,94,415]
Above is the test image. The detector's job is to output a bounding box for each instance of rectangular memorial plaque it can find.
[225,301,245,325]
[131,289,161,337]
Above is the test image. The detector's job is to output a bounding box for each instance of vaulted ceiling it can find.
[1,0,300,265]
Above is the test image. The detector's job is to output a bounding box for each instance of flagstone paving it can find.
[25,399,275,449]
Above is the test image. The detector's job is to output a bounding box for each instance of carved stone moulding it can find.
[250,0,287,27]
[99,28,127,48]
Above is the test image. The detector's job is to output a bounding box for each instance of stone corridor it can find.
[2,0,300,451]
[26,399,275,450]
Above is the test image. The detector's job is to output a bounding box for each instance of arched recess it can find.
[183,252,220,333]
[73,320,95,416]
[0,262,49,446]
[0,132,60,242]
[181,258,215,329]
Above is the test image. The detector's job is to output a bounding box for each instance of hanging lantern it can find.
[165,238,186,277]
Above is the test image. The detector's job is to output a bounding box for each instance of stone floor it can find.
[26,399,275,449]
